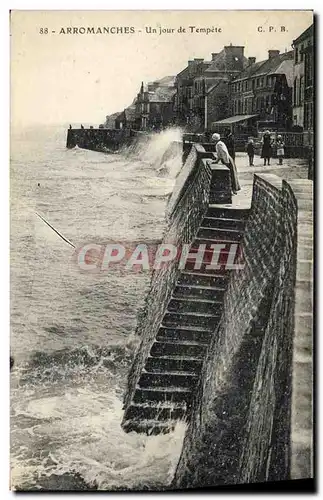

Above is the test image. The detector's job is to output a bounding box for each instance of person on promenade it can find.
[276,135,285,165]
[261,130,273,166]
[246,138,255,166]
[211,133,240,194]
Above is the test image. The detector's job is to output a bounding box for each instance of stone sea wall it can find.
[66,128,136,151]
[123,145,215,411]
[172,174,313,487]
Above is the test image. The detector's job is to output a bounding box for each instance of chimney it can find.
[248,56,256,65]
[268,50,280,59]
[224,45,245,71]
[188,60,194,66]
[211,53,219,61]
[194,58,204,63]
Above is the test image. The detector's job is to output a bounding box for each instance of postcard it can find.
[10,9,314,492]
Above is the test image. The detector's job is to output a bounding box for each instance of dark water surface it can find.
[10,125,186,490]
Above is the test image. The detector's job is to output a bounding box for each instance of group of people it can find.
[210,130,286,195]
[247,131,285,167]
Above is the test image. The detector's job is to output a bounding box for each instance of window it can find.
[300,76,304,104]
[293,78,297,106]
[256,97,260,110]
[256,78,260,87]
[295,47,299,64]
[305,53,313,87]
[300,44,304,62]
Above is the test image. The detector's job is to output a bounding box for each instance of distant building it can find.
[174,46,249,131]
[104,112,121,129]
[192,46,249,131]
[227,49,294,134]
[115,104,137,130]
[174,58,212,128]
[292,24,314,132]
[135,76,176,130]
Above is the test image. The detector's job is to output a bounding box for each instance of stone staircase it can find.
[122,206,250,435]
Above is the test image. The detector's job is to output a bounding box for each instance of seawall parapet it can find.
[172,174,313,487]
[119,137,313,484]
[66,128,139,152]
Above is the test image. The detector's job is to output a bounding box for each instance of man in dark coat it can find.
[224,130,235,161]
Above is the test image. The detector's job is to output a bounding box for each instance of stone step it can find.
[178,271,228,289]
[185,244,242,268]
[124,402,187,421]
[151,339,207,358]
[138,371,198,389]
[133,385,192,405]
[173,284,225,301]
[157,326,212,344]
[201,216,246,230]
[168,297,222,315]
[163,311,220,329]
[182,260,229,274]
[196,227,243,242]
[122,419,179,435]
[145,355,202,374]
[206,207,250,219]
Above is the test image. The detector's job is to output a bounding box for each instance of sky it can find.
[10,10,313,127]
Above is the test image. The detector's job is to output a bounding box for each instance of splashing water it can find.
[11,125,187,491]
[126,127,183,178]
[11,346,187,491]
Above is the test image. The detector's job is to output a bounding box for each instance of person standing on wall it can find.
[261,130,273,166]
[276,135,285,165]
[211,133,240,194]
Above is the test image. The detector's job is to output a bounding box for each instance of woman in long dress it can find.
[261,130,273,166]
[211,133,241,194]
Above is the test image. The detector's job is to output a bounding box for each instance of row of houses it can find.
[105,23,314,141]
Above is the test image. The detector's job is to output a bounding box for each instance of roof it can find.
[293,23,314,45]
[148,85,176,103]
[268,58,294,87]
[124,105,137,120]
[204,48,249,73]
[115,104,137,122]
[231,60,265,80]
[206,81,223,95]
[153,75,176,87]
[233,50,294,83]
[176,61,211,80]
[213,114,258,125]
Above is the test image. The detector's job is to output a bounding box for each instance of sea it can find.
[10,124,187,491]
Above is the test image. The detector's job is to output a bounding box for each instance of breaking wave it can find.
[11,125,187,491]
